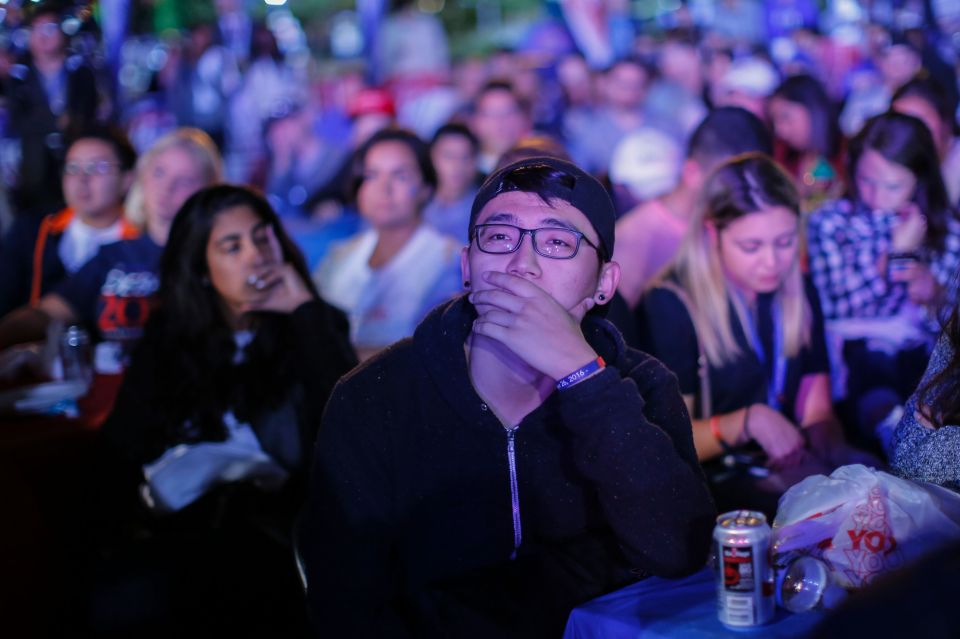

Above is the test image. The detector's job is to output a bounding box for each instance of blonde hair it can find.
[661,153,811,367]
[124,128,223,228]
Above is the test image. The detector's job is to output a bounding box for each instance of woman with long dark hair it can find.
[893,299,960,491]
[90,185,356,634]
[807,111,960,450]
[768,74,844,210]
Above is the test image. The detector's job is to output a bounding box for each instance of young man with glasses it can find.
[0,127,137,317]
[301,157,715,637]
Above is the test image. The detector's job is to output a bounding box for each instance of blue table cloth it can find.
[563,566,823,639]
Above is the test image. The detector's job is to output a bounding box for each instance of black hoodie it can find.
[302,296,716,638]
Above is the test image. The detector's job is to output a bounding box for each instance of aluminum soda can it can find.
[714,510,775,629]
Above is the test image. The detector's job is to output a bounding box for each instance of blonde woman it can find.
[638,153,873,513]
[0,128,222,383]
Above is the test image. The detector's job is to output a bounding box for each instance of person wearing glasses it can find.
[0,126,137,318]
[300,157,715,637]
[313,127,462,361]
[0,129,222,421]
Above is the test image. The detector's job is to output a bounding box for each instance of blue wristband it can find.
[556,357,606,391]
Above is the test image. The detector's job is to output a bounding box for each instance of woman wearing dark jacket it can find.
[89,185,356,635]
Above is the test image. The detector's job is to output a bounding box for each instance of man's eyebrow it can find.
[481,212,519,224]
[540,217,580,232]
[479,213,581,232]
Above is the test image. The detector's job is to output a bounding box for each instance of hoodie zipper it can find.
[505,426,522,560]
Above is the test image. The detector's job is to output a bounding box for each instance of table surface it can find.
[564,566,824,639]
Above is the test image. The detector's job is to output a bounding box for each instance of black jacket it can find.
[301,296,715,638]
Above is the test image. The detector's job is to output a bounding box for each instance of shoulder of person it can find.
[808,198,854,224]
[614,201,656,240]
[65,55,85,72]
[315,231,372,274]
[419,225,463,255]
[9,63,29,82]
[609,344,686,406]
[641,283,690,317]
[331,336,417,397]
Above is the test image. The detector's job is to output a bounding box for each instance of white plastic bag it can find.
[771,464,960,590]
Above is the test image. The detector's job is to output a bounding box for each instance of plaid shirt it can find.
[807,198,960,320]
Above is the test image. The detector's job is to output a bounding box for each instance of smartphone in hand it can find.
[887,251,918,281]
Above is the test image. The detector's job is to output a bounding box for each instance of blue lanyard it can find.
[740,295,787,411]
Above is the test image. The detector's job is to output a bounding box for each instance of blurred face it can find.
[880,45,921,90]
[659,42,702,94]
[717,206,799,296]
[205,205,281,320]
[28,14,65,59]
[855,148,917,212]
[604,62,648,111]
[142,145,211,230]
[62,139,131,224]
[892,95,948,156]
[768,96,812,152]
[471,89,530,157]
[431,134,477,198]
[357,140,430,230]
[462,191,618,319]
[557,55,592,106]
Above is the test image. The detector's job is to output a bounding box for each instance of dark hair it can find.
[687,106,773,170]
[24,0,68,26]
[473,80,531,117]
[892,73,960,137]
[848,112,954,252]
[137,184,319,455]
[65,125,138,172]
[251,22,282,63]
[602,55,652,78]
[431,122,479,154]
[918,303,960,428]
[349,127,436,201]
[770,74,840,158]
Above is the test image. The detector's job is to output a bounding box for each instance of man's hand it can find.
[469,271,599,380]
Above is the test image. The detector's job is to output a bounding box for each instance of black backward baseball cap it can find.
[469,156,616,261]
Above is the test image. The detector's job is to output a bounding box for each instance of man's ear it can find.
[595,260,621,305]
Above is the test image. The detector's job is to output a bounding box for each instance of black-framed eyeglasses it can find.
[63,161,121,177]
[472,223,600,260]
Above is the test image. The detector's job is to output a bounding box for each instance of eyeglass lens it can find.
[64,161,118,176]
[476,224,582,258]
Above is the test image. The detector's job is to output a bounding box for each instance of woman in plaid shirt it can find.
[807,112,960,450]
